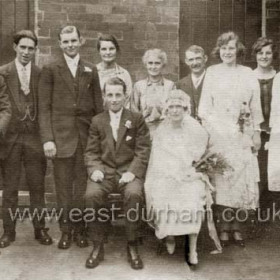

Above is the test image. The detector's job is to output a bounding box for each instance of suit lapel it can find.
[30,64,39,109]
[6,62,21,112]
[58,57,75,95]
[116,109,129,151]
[103,111,116,156]
[77,59,89,104]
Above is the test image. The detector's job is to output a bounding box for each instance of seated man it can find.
[84,77,151,269]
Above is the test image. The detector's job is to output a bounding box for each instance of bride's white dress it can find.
[144,116,208,239]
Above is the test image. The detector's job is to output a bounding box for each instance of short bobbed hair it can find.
[13,30,38,46]
[211,31,246,60]
[104,77,127,96]
[142,48,168,66]
[252,37,278,60]
[97,34,120,52]
[164,89,191,115]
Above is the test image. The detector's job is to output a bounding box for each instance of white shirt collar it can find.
[191,70,206,89]
[15,58,31,73]
[109,108,123,122]
[64,53,80,66]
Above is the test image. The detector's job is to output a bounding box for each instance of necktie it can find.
[21,67,30,95]
[111,115,119,142]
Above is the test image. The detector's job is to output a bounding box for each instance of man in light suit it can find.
[38,26,103,249]
[0,30,52,248]
[176,45,207,120]
[84,77,150,270]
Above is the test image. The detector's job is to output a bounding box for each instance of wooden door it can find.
[179,0,262,78]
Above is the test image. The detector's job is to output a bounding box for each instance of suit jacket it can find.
[175,74,204,119]
[38,56,103,158]
[0,61,39,158]
[85,108,151,180]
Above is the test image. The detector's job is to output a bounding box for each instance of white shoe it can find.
[188,251,198,265]
[165,236,175,255]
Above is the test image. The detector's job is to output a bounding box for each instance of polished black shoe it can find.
[85,243,104,269]
[34,228,53,245]
[0,232,16,248]
[234,239,245,247]
[73,232,89,248]
[58,233,72,249]
[127,245,144,270]
[220,239,230,248]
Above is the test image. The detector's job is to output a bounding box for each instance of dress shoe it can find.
[165,236,176,255]
[85,243,104,269]
[73,232,88,248]
[220,231,230,248]
[0,232,16,248]
[34,228,53,245]
[127,245,144,270]
[187,252,198,270]
[58,233,72,249]
[233,231,245,247]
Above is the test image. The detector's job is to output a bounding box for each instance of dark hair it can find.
[97,34,120,52]
[211,31,246,60]
[58,25,81,40]
[104,77,126,95]
[252,37,278,60]
[13,30,38,46]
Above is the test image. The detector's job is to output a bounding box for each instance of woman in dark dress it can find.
[252,37,278,217]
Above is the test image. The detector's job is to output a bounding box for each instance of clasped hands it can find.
[90,170,135,185]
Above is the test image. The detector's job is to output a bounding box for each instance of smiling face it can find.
[145,54,164,78]
[220,39,237,65]
[104,84,125,113]
[59,30,82,58]
[13,37,36,66]
[185,51,207,75]
[256,44,273,70]
[99,40,117,64]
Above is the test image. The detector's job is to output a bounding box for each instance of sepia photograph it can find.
[0,0,279,279]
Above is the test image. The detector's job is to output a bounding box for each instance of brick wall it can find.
[35,0,180,82]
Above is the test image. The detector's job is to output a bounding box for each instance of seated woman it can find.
[96,34,133,107]
[145,90,221,268]
[131,48,175,138]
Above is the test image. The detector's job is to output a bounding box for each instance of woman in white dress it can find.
[96,34,133,107]
[199,31,263,247]
[130,49,175,138]
[145,90,219,267]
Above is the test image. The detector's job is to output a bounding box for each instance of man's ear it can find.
[204,55,208,63]
[13,43,17,52]
[80,36,86,46]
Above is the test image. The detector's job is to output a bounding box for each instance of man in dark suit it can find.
[176,45,208,120]
[0,30,52,248]
[38,26,103,249]
[84,77,150,270]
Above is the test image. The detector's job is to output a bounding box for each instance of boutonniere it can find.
[126,135,132,141]
[125,120,132,129]
[83,66,92,72]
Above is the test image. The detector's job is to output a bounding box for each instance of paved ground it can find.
[0,217,280,280]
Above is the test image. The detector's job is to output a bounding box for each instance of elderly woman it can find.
[96,34,132,107]
[199,31,263,247]
[251,38,277,213]
[131,49,175,137]
[145,90,220,268]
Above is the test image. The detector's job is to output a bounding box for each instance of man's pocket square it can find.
[126,136,132,141]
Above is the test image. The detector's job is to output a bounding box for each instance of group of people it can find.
[0,25,279,271]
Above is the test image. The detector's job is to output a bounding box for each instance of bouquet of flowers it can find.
[237,101,251,133]
[192,150,234,177]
